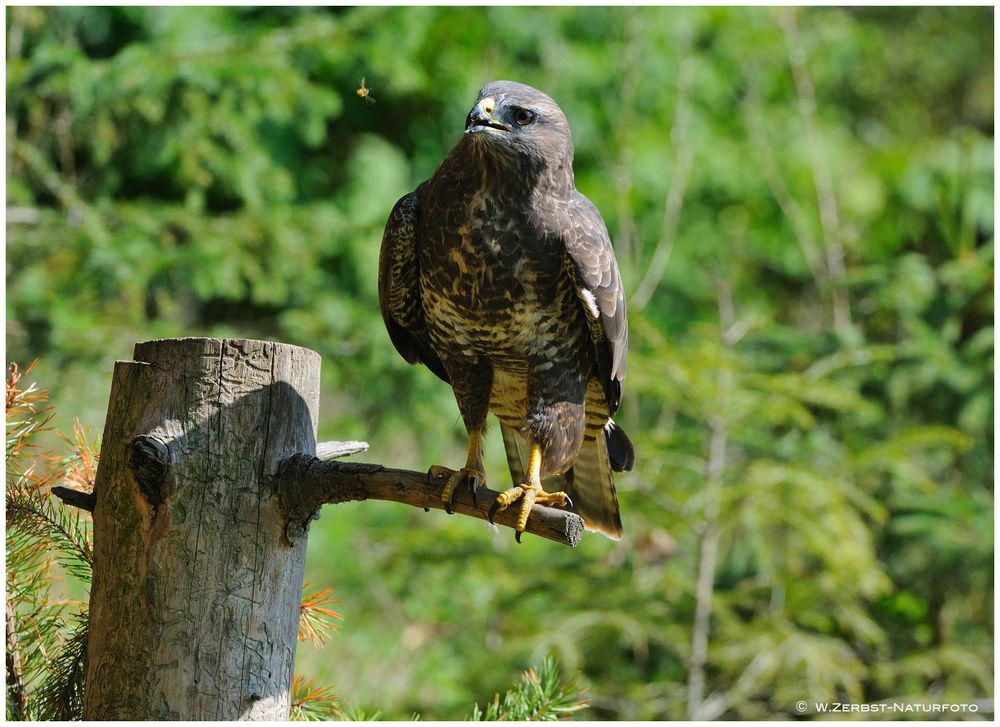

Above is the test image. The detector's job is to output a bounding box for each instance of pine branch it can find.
[59,418,99,493]
[289,675,342,721]
[7,485,93,583]
[6,361,92,582]
[6,606,29,720]
[337,703,384,721]
[469,657,590,721]
[50,419,100,511]
[6,361,93,720]
[6,529,49,599]
[298,584,343,648]
[6,361,55,469]
[30,614,87,721]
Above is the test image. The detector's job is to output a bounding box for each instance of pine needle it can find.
[7,484,93,583]
[7,607,30,720]
[337,703,384,721]
[29,613,87,721]
[298,584,343,647]
[289,674,341,721]
[6,361,54,467]
[6,361,94,720]
[59,419,99,494]
[469,657,590,721]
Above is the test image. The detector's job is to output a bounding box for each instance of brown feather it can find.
[379,80,635,541]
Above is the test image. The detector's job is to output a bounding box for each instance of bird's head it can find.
[462,81,574,181]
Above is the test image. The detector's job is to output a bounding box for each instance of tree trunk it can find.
[83,338,320,720]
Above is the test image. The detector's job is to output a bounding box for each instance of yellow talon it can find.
[488,444,572,539]
[428,431,486,512]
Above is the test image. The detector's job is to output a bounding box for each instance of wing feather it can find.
[562,191,628,413]
[378,191,449,383]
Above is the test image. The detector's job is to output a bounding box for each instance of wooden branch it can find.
[279,454,584,547]
[52,486,96,513]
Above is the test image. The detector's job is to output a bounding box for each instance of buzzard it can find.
[379,80,634,541]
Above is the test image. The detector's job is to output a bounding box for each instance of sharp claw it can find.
[515,530,523,544]
[469,475,480,507]
[564,494,574,511]
[488,500,500,525]
[444,502,454,515]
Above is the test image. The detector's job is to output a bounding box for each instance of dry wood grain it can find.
[83,338,320,720]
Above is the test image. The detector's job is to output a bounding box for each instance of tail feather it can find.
[500,422,623,541]
[500,423,529,487]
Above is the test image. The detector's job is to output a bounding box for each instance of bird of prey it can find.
[378,80,634,541]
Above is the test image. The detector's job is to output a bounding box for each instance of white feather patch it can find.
[580,288,600,319]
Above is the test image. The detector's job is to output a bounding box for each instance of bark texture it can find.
[83,338,320,720]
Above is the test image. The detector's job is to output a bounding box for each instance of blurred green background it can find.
[6,6,993,720]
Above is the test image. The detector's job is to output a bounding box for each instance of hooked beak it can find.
[465,96,511,134]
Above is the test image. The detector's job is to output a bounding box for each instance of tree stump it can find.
[83,338,320,720]
[78,336,585,719]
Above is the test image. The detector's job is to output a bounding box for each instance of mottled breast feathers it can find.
[379,188,628,406]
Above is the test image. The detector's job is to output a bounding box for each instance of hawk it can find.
[379,80,634,541]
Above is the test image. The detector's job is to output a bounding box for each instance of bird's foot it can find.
[426,465,485,513]
[488,483,573,542]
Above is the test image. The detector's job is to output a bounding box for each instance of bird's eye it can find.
[513,108,536,126]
